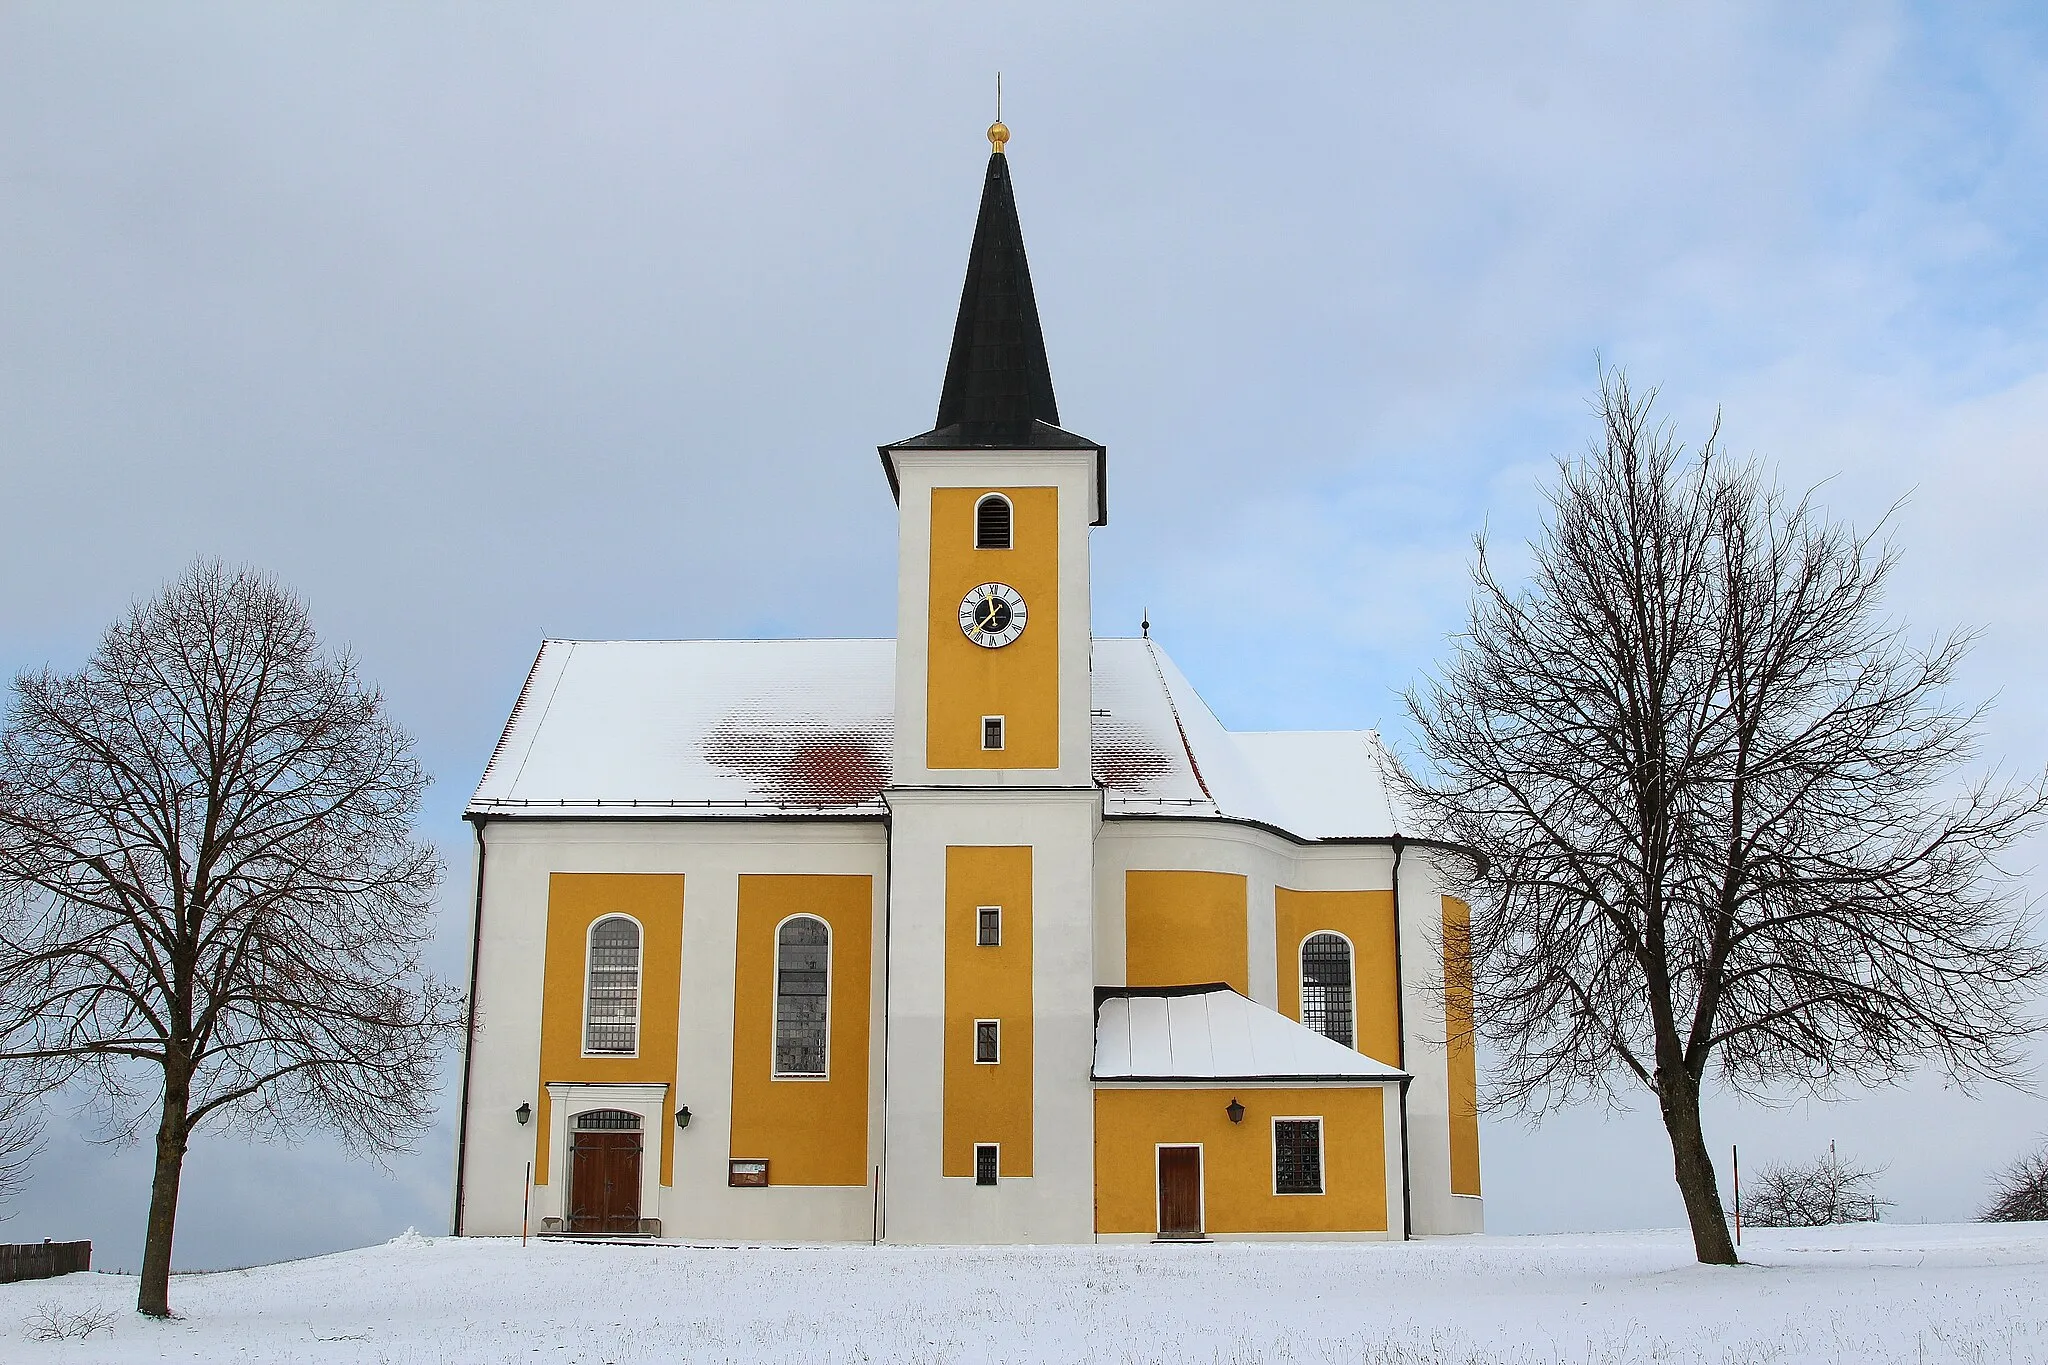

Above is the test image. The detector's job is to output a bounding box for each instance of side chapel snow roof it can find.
[1092,985,1406,1083]
[468,637,1407,843]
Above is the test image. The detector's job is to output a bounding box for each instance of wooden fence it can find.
[0,1240,91,1283]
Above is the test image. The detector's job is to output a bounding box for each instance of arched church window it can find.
[774,915,831,1077]
[974,493,1012,550]
[1300,932,1355,1049]
[584,916,642,1055]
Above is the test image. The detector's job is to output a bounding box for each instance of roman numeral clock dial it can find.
[958,582,1027,648]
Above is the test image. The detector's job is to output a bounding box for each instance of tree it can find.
[0,1065,42,1212]
[1736,1149,1890,1227]
[0,562,458,1317]
[1980,1144,2048,1223]
[1397,371,2048,1265]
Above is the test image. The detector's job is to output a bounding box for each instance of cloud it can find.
[2,1,2045,1258]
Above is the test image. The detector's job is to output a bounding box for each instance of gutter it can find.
[450,815,491,1236]
[1390,834,1412,1241]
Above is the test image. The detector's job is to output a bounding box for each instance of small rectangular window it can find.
[974,1019,1000,1064]
[977,906,1002,947]
[1274,1118,1324,1195]
[729,1159,770,1188]
[982,715,1005,750]
[975,1143,999,1186]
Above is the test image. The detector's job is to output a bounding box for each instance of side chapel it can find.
[454,122,1483,1243]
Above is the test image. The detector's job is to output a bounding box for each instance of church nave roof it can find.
[468,637,1405,844]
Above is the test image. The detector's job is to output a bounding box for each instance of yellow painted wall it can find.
[535,873,685,1186]
[1443,895,1482,1197]
[943,846,1033,1176]
[926,486,1060,769]
[1094,1087,1388,1234]
[728,875,873,1186]
[1124,871,1248,995]
[1275,888,1401,1065]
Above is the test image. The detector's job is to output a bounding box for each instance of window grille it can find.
[974,1019,1000,1064]
[977,906,1001,947]
[974,494,1012,550]
[1274,1119,1323,1194]
[574,1108,642,1131]
[1301,932,1355,1049]
[774,916,830,1077]
[584,917,642,1054]
[975,1144,999,1185]
[982,716,1005,750]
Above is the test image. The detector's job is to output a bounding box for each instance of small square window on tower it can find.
[981,715,1005,750]
[976,905,1002,947]
[974,1143,999,1185]
[974,1018,1000,1064]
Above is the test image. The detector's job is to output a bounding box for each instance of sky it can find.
[2,2,2046,1270]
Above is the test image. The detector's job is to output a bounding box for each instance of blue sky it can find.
[2,2,2046,1267]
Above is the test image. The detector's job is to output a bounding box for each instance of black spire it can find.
[933,149,1062,444]
[880,130,1105,523]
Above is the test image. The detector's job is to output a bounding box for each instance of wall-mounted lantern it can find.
[516,1102,532,1126]
[1226,1097,1245,1125]
[675,1106,692,1130]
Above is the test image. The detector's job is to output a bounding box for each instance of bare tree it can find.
[1980,1144,2048,1222]
[1737,1149,1890,1227]
[1397,370,2048,1264]
[0,562,458,1317]
[0,1065,43,1212]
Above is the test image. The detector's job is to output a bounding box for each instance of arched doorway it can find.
[567,1109,642,1235]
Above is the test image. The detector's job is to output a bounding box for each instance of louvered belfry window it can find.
[1301,933,1356,1049]
[775,916,830,1077]
[974,493,1012,549]
[1274,1119,1324,1194]
[584,917,642,1055]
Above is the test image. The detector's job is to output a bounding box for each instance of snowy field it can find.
[6,1223,2045,1364]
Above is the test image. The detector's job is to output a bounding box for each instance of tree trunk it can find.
[1656,1067,1737,1264]
[137,1059,193,1317]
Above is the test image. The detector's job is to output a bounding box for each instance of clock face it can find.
[958,582,1028,648]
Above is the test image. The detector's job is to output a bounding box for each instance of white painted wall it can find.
[881,787,1101,1244]
[885,448,1100,789]
[458,818,889,1242]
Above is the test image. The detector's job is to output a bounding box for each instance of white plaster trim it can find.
[543,1081,670,1230]
[769,913,832,1081]
[1154,1142,1205,1238]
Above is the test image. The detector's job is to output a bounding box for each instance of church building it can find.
[453,123,1483,1244]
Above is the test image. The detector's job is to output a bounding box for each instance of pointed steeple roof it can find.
[932,148,1065,443]
[883,138,1103,453]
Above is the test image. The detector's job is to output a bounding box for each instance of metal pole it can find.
[522,1161,532,1247]
[1732,1145,1741,1248]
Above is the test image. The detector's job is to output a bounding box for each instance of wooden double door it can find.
[1157,1145,1204,1240]
[567,1125,642,1236]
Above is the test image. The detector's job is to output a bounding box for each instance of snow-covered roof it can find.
[1092,985,1405,1083]
[469,636,1406,842]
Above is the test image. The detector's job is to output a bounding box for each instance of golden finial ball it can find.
[988,120,1010,152]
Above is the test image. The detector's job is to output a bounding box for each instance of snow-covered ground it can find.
[6,1223,2044,1364]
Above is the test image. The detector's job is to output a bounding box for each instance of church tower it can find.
[876,122,1106,1241]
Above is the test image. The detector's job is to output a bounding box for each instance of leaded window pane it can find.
[1275,1119,1323,1194]
[775,916,830,1077]
[1301,932,1355,1049]
[585,917,641,1054]
[975,1019,999,1063]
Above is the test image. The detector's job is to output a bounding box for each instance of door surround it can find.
[543,1081,668,1231]
[1155,1143,1206,1240]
